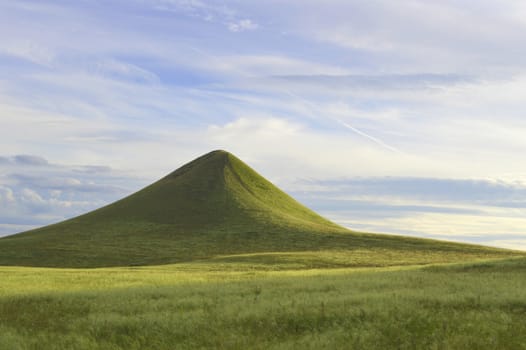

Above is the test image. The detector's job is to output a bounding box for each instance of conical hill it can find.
[0,150,514,267]
[86,149,346,233]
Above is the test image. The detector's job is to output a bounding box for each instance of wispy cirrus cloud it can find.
[143,0,259,33]
[271,74,478,91]
[295,177,526,203]
[228,19,258,32]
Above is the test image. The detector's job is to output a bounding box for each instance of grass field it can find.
[1,256,526,349]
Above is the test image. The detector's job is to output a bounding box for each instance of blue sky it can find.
[2,0,526,250]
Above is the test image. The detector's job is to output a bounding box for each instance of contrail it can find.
[283,90,403,154]
[335,119,402,154]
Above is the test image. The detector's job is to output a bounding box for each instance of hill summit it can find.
[0,150,513,267]
[90,149,347,233]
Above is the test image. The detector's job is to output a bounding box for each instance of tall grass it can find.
[1,257,525,349]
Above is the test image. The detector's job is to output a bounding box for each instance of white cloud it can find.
[0,186,15,203]
[209,117,300,138]
[2,40,55,66]
[202,54,349,77]
[228,19,258,32]
[21,188,45,205]
[92,59,161,84]
[145,0,259,33]
[331,211,526,239]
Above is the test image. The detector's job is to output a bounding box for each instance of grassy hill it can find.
[0,150,524,349]
[0,150,517,267]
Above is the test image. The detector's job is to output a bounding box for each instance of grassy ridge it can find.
[0,150,516,267]
[1,257,525,349]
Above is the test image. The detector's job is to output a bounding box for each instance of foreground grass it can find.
[1,257,526,349]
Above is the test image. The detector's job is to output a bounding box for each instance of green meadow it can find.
[1,257,526,349]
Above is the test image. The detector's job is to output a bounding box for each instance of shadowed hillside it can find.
[0,150,517,267]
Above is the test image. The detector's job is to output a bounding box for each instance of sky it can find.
[1,0,526,250]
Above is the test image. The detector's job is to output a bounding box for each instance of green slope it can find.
[0,150,517,267]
